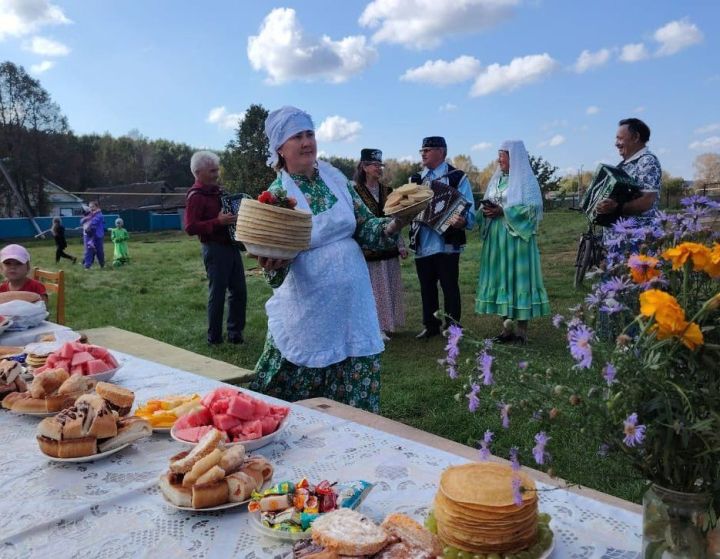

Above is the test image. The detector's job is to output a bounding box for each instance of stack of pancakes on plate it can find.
[434,462,539,555]
[235,199,312,258]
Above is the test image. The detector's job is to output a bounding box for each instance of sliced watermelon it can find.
[70,365,84,376]
[252,398,270,418]
[259,415,280,436]
[174,425,213,443]
[183,407,213,428]
[86,359,109,375]
[210,398,229,415]
[70,351,94,366]
[58,343,74,360]
[227,394,254,420]
[213,413,241,432]
[201,387,238,408]
[240,419,263,440]
[270,404,290,418]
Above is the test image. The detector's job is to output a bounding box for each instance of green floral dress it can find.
[250,169,397,413]
[475,175,550,320]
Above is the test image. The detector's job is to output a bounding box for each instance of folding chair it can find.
[32,268,66,325]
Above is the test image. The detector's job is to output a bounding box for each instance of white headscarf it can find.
[488,140,543,221]
[264,106,315,167]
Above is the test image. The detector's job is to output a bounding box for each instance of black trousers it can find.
[55,247,74,263]
[201,242,247,342]
[415,252,461,331]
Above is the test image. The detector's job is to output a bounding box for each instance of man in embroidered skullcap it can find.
[250,106,412,413]
[353,148,406,341]
[475,140,550,344]
[409,136,476,339]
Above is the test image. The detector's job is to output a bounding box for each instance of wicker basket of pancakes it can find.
[159,427,274,509]
[433,462,542,556]
[292,508,443,558]
[383,183,433,220]
[235,199,312,260]
[35,383,151,458]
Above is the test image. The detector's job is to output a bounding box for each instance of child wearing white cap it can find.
[0,244,48,302]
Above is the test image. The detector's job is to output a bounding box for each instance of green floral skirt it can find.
[250,334,381,413]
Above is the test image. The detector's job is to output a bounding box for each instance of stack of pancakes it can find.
[434,462,539,555]
[25,351,49,370]
[235,199,312,259]
[383,183,433,216]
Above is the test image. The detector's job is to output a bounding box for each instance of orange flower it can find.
[678,321,704,350]
[704,243,720,278]
[628,254,661,284]
[662,242,712,271]
[640,290,704,349]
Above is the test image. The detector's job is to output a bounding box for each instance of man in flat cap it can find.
[409,136,475,339]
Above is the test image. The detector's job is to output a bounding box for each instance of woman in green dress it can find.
[110,218,130,267]
[475,140,550,343]
[249,106,410,413]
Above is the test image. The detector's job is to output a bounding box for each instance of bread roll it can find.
[218,445,246,474]
[58,375,97,396]
[95,382,134,416]
[36,435,97,458]
[43,393,76,412]
[182,448,223,487]
[240,456,274,485]
[226,471,260,502]
[5,392,48,413]
[311,509,388,556]
[195,465,225,486]
[159,473,192,507]
[98,417,151,453]
[170,428,224,473]
[379,513,442,558]
[191,480,229,509]
[29,368,69,399]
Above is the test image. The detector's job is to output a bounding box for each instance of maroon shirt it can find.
[184,181,232,244]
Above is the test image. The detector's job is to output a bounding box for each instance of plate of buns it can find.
[36,384,152,460]
[159,427,274,511]
[49,442,132,463]
[2,368,97,415]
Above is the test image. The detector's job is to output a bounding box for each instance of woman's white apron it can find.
[265,161,383,368]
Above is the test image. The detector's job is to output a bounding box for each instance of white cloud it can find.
[619,43,648,63]
[30,60,53,74]
[316,116,362,142]
[539,134,565,147]
[359,0,518,49]
[542,119,568,131]
[397,154,419,163]
[401,55,481,85]
[586,105,599,115]
[573,48,611,73]
[471,142,492,151]
[655,147,669,156]
[439,103,458,112]
[470,53,558,96]
[247,8,377,84]
[0,0,71,40]
[206,106,245,130]
[654,18,703,56]
[633,106,646,113]
[695,123,720,135]
[689,137,720,151]
[22,35,69,56]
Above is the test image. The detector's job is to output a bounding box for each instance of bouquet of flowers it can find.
[442,196,720,556]
[257,187,298,209]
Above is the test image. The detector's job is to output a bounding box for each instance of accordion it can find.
[580,164,641,226]
[220,193,253,247]
[415,179,472,234]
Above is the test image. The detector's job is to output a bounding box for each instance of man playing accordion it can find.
[596,118,661,221]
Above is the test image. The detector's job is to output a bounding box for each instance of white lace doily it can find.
[0,352,641,559]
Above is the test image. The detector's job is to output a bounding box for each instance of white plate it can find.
[83,366,120,382]
[250,511,313,541]
[170,415,289,452]
[161,479,271,512]
[9,409,56,417]
[43,442,130,462]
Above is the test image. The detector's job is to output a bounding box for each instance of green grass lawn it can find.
[14,209,644,503]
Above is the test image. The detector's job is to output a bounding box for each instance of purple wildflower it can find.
[444,325,463,379]
[511,476,523,506]
[467,383,481,413]
[532,431,550,465]
[599,276,632,296]
[623,413,647,447]
[499,403,511,429]
[610,217,639,236]
[567,323,594,369]
[602,363,617,386]
[517,360,528,371]
[509,446,520,471]
[552,314,564,328]
[478,430,493,461]
[477,351,494,385]
[597,443,610,458]
[483,338,494,350]
[600,298,627,315]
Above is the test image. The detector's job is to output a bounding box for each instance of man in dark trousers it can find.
[409,136,476,339]
[184,151,246,345]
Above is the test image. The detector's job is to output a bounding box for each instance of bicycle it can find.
[571,208,605,289]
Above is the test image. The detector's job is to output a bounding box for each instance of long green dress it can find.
[249,170,398,413]
[110,227,130,267]
[475,175,550,320]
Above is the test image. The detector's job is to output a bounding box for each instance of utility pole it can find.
[0,158,44,236]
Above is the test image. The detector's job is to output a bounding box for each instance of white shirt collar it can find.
[421,161,448,179]
[622,146,649,165]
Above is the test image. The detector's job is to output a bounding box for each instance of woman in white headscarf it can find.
[249,106,409,413]
[475,140,550,343]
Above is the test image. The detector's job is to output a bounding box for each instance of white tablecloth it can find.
[0,352,642,559]
[0,321,73,347]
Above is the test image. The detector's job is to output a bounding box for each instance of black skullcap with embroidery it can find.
[422,136,447,148]
[360,148,383,163]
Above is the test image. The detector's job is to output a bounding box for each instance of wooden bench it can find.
[82,326,254,384]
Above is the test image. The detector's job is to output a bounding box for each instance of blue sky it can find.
[1,0,719,179]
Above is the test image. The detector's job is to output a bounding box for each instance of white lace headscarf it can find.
[488,140,543,221]
[264,106,315,167]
